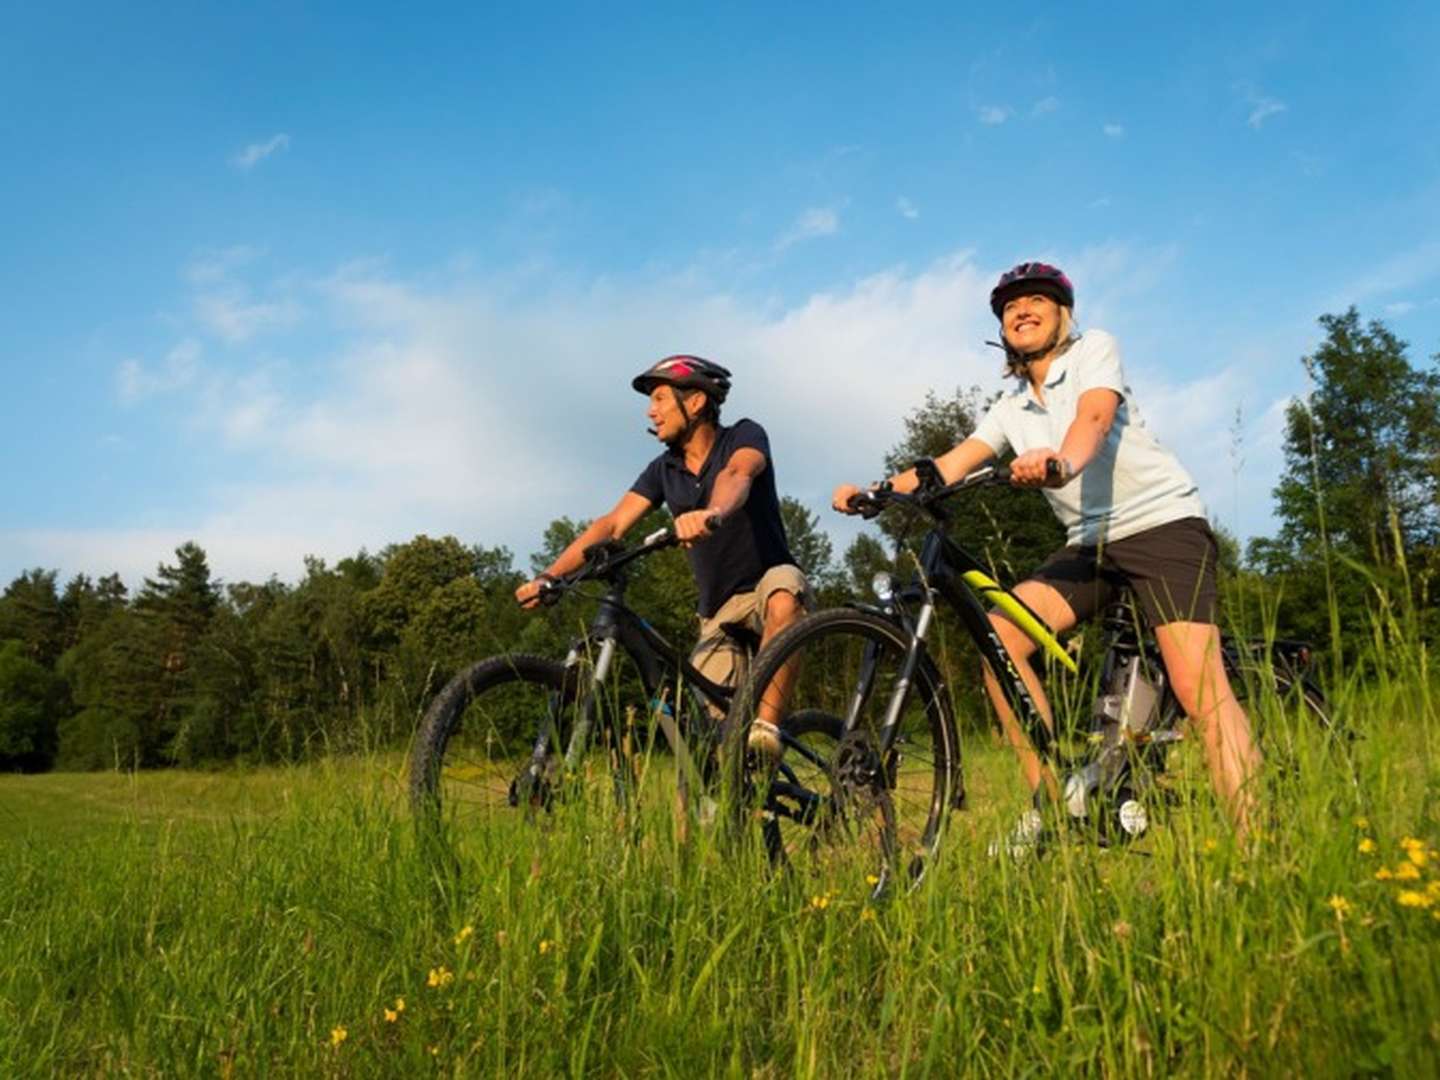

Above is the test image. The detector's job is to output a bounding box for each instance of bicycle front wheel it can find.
[410,653,606,837]
[731,607,960,893]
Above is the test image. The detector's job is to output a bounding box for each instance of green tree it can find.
[0,569,66,667]
[0,640,66,771]
[780,496,837,591]
[1272,308,1440,563]
[1253,309,1440,650]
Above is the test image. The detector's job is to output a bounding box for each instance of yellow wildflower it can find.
[860,907,877,922]
[454,925,474,945]
[1427,880,1440,898]
[1395,862,1421,881]
[383,1008,398,1023]
[1353,816,1370,830]
[1375,867,1393,881]
[427,966,455,988]
[1400,836,1423,852]
[809,894,830,911]
[1203,838,1219,854]
[1407,847,1429,869]
[1397,890,1431,908]
[393,997,406,1014]
[538,939,554,955]
[1358,838,1377,854]
[329,1026,348,1048]
[865,874,880,887]
[1326,895,1352,918]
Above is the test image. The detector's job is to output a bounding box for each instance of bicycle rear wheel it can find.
[730,607,960,894]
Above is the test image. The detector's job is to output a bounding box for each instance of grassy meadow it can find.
[3,659,1439,1077]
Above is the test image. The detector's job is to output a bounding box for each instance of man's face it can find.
[646,385,702,442]
[1002,293,1062,355]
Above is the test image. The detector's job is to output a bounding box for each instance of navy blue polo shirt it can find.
[631,418,795,618]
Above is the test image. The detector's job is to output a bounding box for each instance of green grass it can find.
[3,678,1439,1077]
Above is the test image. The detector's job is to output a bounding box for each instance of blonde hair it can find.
[1003,306,1077,378]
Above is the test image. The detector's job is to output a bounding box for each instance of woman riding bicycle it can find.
[833,261,1262,844]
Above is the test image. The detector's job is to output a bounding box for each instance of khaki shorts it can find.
[689,563,811,694]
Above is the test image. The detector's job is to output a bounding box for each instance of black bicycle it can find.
[409,525,843,861]
[728,459,1331,887]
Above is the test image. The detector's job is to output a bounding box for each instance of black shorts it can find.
[1029,517,1220,628]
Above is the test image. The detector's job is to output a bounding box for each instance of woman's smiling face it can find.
[1002,292,1063,355]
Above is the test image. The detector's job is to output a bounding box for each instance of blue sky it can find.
[4,2,1439,587]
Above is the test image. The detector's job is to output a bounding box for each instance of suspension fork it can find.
[841,598,934,754]
[561,634,618,771]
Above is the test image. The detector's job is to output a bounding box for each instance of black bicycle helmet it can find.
[989,262,1075,319]
[631,354,732,405]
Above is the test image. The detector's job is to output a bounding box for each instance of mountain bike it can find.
[727,459,1330,888]
[409,524,843,861]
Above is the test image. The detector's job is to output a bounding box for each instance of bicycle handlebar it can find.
[532,514,722,605]
[846,459,1061,520]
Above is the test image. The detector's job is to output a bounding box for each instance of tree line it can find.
[2,308,1436,773]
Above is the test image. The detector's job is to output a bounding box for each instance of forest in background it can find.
[2,308,1436,773]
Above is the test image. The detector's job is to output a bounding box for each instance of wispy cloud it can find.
[117,339,202,405]
[1031,96,1060,117]
[29,244,1312,586]
[194,291,302,343]
[232,133,291,169]
[1335,240,1440,305]
[1102,123,1125,138]
[775,206,840,251]
[896,196,919,221]
[1235,83,1287,130]
[186,245,263,285]
[976,104,1012,126]
[1384,301,1416,317]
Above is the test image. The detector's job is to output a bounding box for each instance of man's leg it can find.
[744,565,809,760]
[980,580,1077,798]
[1153,620,1262,837]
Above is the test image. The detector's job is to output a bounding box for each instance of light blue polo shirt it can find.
[971,330,1208,546]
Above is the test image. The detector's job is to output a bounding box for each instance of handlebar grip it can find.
[704,514,722,531]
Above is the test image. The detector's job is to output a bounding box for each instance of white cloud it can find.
[1103,123,1125,138]
[896,196,919,220]
[976,105,1012,126]
[186,245,262,285]
[232,133,291,169]
[1334,240,1440,306]
[1235,83,1288,130]
[1384,301,1416,317]
[775,206,840,250]
[116,339,202,405]
[1247,99,1287,129]
[194,290,302,343]
[1032,96,1060,117]
[19,244,1316,586]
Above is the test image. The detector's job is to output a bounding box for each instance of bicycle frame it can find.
[857,503,1078,763]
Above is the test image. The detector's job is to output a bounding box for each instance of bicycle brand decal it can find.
[961,570,1078,674]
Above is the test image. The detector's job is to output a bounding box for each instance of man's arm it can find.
[515,491,654,607]
[674,447,766,545]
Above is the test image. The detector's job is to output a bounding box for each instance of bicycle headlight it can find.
[871,572,895,603]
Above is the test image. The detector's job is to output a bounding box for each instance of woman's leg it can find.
[1153,620,1263,836]
[982,580,1077,796]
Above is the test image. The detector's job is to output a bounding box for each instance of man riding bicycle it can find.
[516,355,808,760]
[833,262,1262,845]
